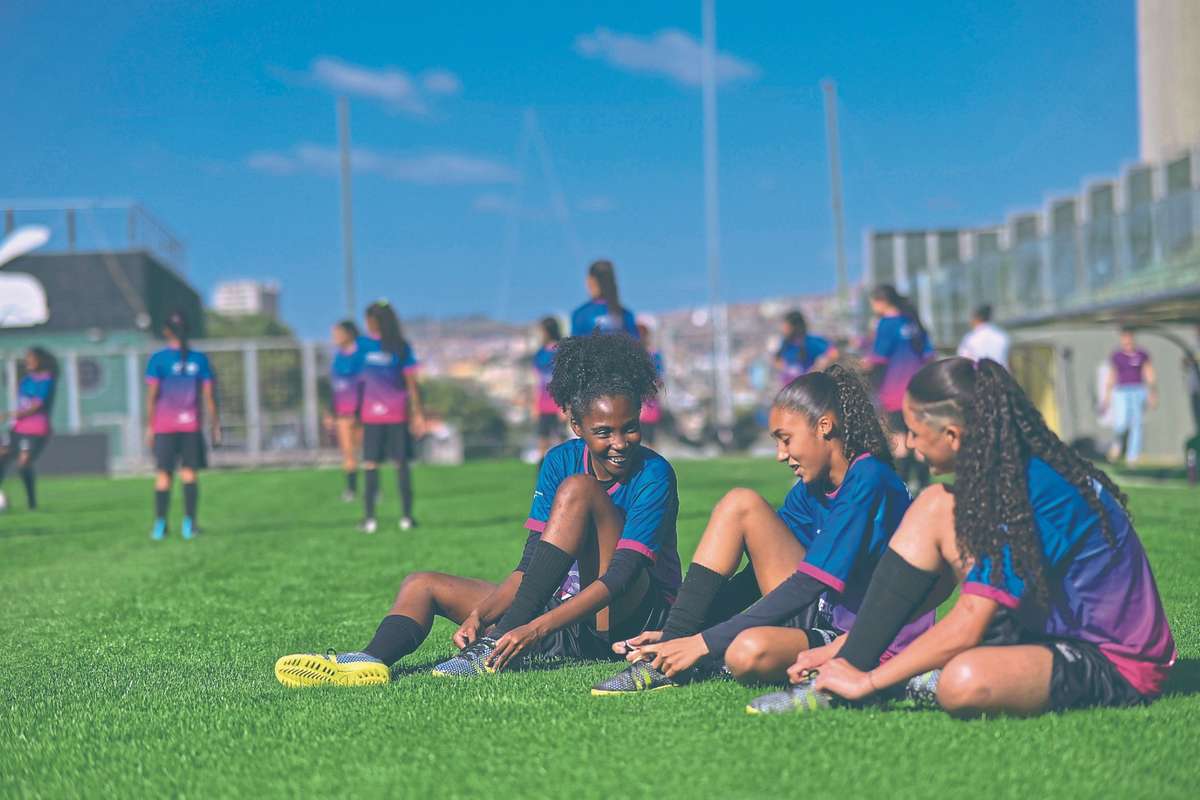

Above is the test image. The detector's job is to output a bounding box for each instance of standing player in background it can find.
[1102,327,1157,466]
[865,285,934,491]
[636,319,666,447]
[359,300,425,534]
[146,312,219,541]
[775,309,839,385]
[956,304,1009,368]
[532,316,564,462]
[0,347,58,512]
[571,259,639,337]
[324,320,368,502]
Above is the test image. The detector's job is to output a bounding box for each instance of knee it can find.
[724,629,773,681]
[179,469,197,483]
[396,571,439,603]
[17,454,30,469]
[716,487,762,518]
[936,654,990,717]
[553,473,598,506]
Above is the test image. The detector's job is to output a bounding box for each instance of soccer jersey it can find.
[777,454,934,657]
[533,344,558,415]
[526,438,681,596]
[359,338,418,425]
[330,336,371,417]
[962,458,1176,697]
[640,350,665,424]
[1111,349,1150,386]
[11,371,55,436]
[570,300,639,338]
[145,348,214,434]
[866,315,934,412]
[777,335,831,385]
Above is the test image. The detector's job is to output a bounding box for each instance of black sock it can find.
[397,462,413,518]
[20,468,35,509]
[493,541,574,637]
[838,549,939,671]
[183,482,198,520]
[661,563,727,641]
[346,470,358,494]
[363,614,428,666]
[364,468,379,518]
[154,488,170,519]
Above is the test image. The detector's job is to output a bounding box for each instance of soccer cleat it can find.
[902,669,942,709]
[591,660,677,695]
[431,637,499,677]
[399,516,417,531]
[181,517,196,540]
[746,678,836,715]
[150,518,167,541]
[340,490,356,503]
[359,518,378,534]
[274,650,390,688]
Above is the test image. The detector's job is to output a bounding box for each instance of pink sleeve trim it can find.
[525,517,547,533]
[145,377,160,386]
[796,561,846,593]
[403,365,420,375]
[961,582,1020,609]
[616,539,656,561]
[864,354,888,365]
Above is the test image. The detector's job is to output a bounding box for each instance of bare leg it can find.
[336,417,358,473]
[726,627,814,683]
[388,572,499,629]
[689,488,807,593]
[936,645,1054,717]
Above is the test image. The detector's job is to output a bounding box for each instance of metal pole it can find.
[822,79,849,314]
[125,349,143,466]
[337,96,356,319]
[300,340,319,449]
[702,0,734,446]
[244,344,262,459]
[65,351,82,433]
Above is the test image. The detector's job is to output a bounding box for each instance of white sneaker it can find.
[0,490,7,511]
[399,517,415,531]
[340,490,356,503]
[359,518,378,534]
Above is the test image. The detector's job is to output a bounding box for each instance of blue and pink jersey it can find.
[962,458,1176,697]
[145,348,214,434]
[778,453,934,658]
[359,338,419,425]
[777,335,831,386]
[640,350,665,424]
[527,438,681,597]
[866,315,934,412]
[533,344,558,416]
[11,372,56,437]
[570,300,639,338]
[330,336,372,417]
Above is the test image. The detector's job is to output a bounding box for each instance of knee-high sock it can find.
[345,470,358,494]
[492,541,574,637]
[837,549,939,671]
[182,482,198,520]
[364,468,379,518]
[363,614,428,666]
[661,563,727,641]
[154,488,170,520]
[396,461,413,517]
[20,467,36,509]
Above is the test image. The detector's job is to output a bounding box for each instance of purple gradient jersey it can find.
[359,338,418,425]
[330,336,371,417]
[962,458,1177,697]
[533,344,558,415]
[867,315,934,412]
[145,348,214,434]
[777,335,830,385]
[1111,349,1151,386]
[777,453,934,658]
[525,438,681,598]
[640,350,665,424]
[11,372,56,436]
[570,300,639,338]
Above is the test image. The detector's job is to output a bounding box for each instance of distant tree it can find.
[203,312,295,339]
[420,378,510,459]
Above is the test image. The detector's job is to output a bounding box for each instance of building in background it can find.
[1138,0,1200,163]
[212,279,281,319]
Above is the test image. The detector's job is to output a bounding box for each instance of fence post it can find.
[301,340,319,449]
[64,352,82,433]
[244,344,261,459]
[4,356,16,415]
[125,349,143,466]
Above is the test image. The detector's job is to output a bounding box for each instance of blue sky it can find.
[1,1,1138,336]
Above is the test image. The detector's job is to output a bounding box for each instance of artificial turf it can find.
[1,459,1198,798]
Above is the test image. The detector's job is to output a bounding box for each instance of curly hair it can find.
[548,334,659,421]
[774,363,894,469]
[907,357,1129,600]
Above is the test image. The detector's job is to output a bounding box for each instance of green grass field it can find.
[2,459,1198,798]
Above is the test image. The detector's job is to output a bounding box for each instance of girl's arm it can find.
[1145,362,1158,409]
[145,383,160,446]
[203,382,221,444]
[404,372,425,434]
[12,399,43,419]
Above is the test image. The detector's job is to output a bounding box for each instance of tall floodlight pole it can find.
[337,96,356,318]
[821,79,849,319]
[702,0,734,446]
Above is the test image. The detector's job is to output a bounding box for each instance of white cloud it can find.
[574,27,760,87]
[299,57,463,114]
[421,69,463,96]
[473,193,517,213]
[247,144,517,185]
[577,195,616,213]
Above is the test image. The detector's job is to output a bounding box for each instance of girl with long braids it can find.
[592,365,935,695]
[0,347,58,511]
[274,334,678,687]
[751,357,1176,716]
[570,259,639,338]
[358,300,425,533]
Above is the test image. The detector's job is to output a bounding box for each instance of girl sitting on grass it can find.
[274,333,679,687]
[750,357,1177,715]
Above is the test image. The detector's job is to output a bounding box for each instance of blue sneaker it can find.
[431,637,499,677]
[746,676,838,715]
[181,517,196,540]
[150,519,167,541]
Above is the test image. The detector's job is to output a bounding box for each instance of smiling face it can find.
[769,405,835,483]
[901,393,962,474]
[570,394,642,481]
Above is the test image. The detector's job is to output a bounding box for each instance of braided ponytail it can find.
[774,364,893,469]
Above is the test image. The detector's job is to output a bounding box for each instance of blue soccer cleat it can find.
[592,660,677,695]
[274,649,390,688]
[431,637,499,677]
[150,518,167,541]
[902,669,942,709]
[746,676,837,715]
[181,517,196,540]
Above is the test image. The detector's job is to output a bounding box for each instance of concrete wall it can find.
[1138,0,1200,163]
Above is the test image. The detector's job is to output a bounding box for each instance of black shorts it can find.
[782,596,844,650]
[3,433,49,462]
[534,583,672,662]
[363,423,411,463]
[703,567,843,650]
[982,610,1145,711]
[153,432,207,471]
[536,413,561,438]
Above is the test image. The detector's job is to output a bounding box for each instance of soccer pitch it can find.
[1,459,1198,798]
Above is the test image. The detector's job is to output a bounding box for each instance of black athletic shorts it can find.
[4,433,49,462]
[362,423,411,463]
[535,582,672,662]
[982,609,1146,711]
[536,413,561,438]
[153,432,207,471]
[702,567,843,650]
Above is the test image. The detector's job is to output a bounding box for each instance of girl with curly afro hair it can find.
[781,357,1176,718]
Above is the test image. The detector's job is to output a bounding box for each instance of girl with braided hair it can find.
[756,357,1176,716]
[592,364,936,695]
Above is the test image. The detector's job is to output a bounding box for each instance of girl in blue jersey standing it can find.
[274,333,679,687]
[324,320,369,502]
[571,259,638,337]
[532,316,565,462]
[0,347,58,512]
[775,309,839,386]
[636,319,666,446]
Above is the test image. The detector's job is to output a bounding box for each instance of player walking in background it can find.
[570,259,638,337]
[956,304,1010,368]
[359,301,425,534]
[865,285,934,491]
[146,312,219,541]
[636,319,666,446]
[1102,326,1157,465]
[775,309,839,385]
[325,320,368,502]
[532,316,564,462]
[763,357,1176,716]
[0,347,58,512]
[274,334,677,687]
